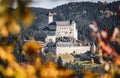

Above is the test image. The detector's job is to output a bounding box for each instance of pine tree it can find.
[57,56,63,67]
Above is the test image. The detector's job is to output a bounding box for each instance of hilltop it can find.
[20,1,120,42]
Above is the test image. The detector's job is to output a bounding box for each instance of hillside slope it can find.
[21,1,120,42]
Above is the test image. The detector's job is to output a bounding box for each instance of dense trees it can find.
[21,1,120,42]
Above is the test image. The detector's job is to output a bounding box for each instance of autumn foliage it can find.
[23,40,42,59]
[88,11,120,77]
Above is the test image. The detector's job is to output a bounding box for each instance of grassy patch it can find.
[67,60,104,74]
[58,53,75,60]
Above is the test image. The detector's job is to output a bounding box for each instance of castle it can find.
[45,12,77,43]
[43,12,91,55]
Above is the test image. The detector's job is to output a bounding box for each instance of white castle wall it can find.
[56,24,77,40]
[56,46,90,55]
[48,15,53,24]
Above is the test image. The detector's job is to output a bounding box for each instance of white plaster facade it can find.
[56,46,90,55]
[56,21,78,40]
[47,12,53,24]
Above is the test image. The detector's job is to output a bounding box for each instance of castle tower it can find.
[70,20,78,40]
[46,12,53,24]
[90,42,96,53]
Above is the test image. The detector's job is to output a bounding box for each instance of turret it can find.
[46,12,53,24]
[90,42,96,53]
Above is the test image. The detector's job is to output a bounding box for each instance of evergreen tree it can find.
[57,56,63,67]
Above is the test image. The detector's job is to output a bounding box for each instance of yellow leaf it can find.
[8,19,21,35]
[0,26,9,37]
[0,16,7,29]
[0,47,7,60]
[104,63,110,72]
[40,61,58,78]
[22,12,34,27]
[23,41,42,59]
[5,67,14,77]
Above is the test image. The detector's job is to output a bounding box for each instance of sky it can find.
[28,0,119,9]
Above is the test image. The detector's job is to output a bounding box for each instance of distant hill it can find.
[21,1,120,42]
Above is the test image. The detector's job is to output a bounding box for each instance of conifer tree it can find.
[57,56,63,67]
